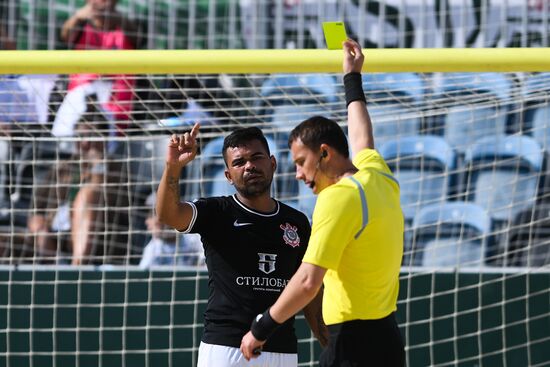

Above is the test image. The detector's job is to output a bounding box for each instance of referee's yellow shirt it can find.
[302,148,404,325]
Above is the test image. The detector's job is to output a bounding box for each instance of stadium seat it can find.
[522,72,550,151]
[125,135,170,224]
[258,74,339,200]
[380,135,456,222]
[259,74,338,145]
[411,201,491,267]
[463,135,543,223]
[195,136,233,198]
[530,105,550,152]
[433,72,512,153]
[506,203,550,267]
[260,74,338,105]
[158,98,215,128]
[362,73,425,148]
[0,140,8,205]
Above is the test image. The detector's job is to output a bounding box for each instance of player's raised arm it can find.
[343,39,374,156]
[156,123,200,231]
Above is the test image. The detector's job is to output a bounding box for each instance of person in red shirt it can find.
[54,0,140,137]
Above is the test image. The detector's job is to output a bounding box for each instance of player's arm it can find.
[240,262,327,360]
[302,285,328,347]
[343,39,374,156]
[156,123,200,231]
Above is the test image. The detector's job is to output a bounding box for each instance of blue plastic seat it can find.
[380,135,455,222]
[158,98,215,128]
[368,104,423,149]
[507,203,550,266]
[531,105,550,151]
[362,73,425,148]
[260,74,338,142]
[523,73,550,151]
[464,135,543,222]
[197,137,233,197]
[260,74,338,105]
[259,74,339,200]
[412,201,491,267]
[433,73,512,153]
[362,72,425,104]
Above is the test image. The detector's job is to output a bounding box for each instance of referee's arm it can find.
[240,262,327,360]
[343,39,375,156]
[303,285,329,347]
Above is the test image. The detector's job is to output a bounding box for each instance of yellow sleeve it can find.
[302,185,362,270]
[353,148,392,175]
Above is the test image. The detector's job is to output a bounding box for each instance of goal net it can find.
[0,57,549,366]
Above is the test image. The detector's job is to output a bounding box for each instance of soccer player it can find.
[240,39,405,366]
[156,124,327,367]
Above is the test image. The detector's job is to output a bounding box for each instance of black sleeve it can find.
[182,197,222,235]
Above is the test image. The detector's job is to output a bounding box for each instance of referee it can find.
[240,39,405,366]
[156,125,327,366]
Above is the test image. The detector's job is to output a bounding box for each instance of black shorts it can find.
[319,313,405,367]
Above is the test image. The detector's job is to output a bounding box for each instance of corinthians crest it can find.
[280,223,300,247]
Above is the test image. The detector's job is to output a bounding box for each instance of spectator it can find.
[0,24,15,50]
[0,23,57,207]
[139,194,205,268]
[27,109,130,265]
[52,0,140,141]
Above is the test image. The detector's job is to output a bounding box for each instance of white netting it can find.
[0,0,548,366]
[0,70,548,366]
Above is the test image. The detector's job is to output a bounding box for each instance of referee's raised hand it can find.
[343,38,364,74]
[166,122,200,167]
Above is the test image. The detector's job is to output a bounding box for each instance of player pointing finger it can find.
[166,122,201,167]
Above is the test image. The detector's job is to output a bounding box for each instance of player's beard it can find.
[235,171,272,198]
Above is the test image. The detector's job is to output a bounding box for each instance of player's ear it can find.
[270,155,277,172]
[224,169,233,185]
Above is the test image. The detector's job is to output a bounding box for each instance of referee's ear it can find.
[319,144,331,160]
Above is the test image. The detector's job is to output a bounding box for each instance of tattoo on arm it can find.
[167,176,180,204]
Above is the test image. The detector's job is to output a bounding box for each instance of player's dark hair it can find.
[222,127,271,165]
[288,116,349,158]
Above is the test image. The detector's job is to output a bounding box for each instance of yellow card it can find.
[322,22,348,50]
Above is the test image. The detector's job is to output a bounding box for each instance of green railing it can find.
[0,269,548,366]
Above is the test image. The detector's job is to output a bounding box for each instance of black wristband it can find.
[250,308,281,341]
[344,72,366,107]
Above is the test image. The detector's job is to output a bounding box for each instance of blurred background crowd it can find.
[0,0,549,268]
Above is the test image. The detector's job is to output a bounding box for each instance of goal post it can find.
[0,49,549,367]
[1,48,550,74]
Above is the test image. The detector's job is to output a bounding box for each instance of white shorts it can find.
[197,341,298,367]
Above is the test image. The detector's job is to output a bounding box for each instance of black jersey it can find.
[183,195,311,353]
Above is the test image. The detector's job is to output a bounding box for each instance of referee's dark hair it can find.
[288,116,349,158]
[222,126,271,165]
